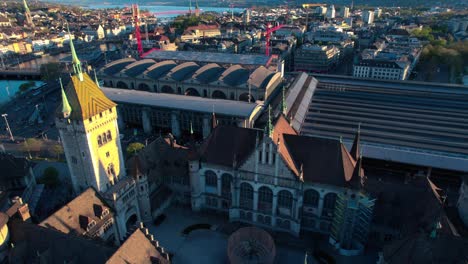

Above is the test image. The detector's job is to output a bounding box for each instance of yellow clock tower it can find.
[56,33,125,194]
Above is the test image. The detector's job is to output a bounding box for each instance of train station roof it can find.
[144,50,271,66]
[101,87,261,117]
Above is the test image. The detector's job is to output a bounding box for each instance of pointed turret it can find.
[281,83,287,115]
[94,69,100,88]
[59,78,72,118]
[23,0,34,27]
[350,123,361,160]
[67,23,83,82]
[189,0,192,15]
[194,0,200,17]
[211,105,217,129]
[267,105,273,137]
[350,151,366,189]
[23,0,30,12]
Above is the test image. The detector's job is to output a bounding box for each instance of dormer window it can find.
[102,208,109,218]
[87,220,96,230]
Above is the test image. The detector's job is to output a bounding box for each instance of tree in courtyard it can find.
[50,144,64,160]
[126,142,145,156]
[21,138,43,157]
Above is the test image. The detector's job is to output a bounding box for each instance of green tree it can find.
[39,167,61,188]
[50,144,64,160]
[126,142,145,155]
[18,81,36,93]
[21,138,43,157]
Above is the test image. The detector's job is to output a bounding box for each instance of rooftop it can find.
[40,188,112,236]
[101,87,262,118]
[144,50,271,66]
[296,74,468,171]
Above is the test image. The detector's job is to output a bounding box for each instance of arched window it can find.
[97,135,103,146]
[106,130,112,141]
[240,183,253,209]
[102,133,108,144]
[304,189,320,208]
[205,170,217,187]
[221,173,232,198]
[258,186,273,213]
[322,192,337,218]
[278,190,293,216]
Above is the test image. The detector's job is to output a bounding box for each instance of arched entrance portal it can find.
[239,93,255,102]
[116,81,128,89]
[185,88,200,96]
[212,90,227,99]
[125,214,138,230]
[161,85,174,94]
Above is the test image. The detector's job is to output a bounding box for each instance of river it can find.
[0,80,44,104]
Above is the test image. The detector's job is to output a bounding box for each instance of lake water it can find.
[0,80,44,104]
[85,5,244,18]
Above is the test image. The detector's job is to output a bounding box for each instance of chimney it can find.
[18,204,31,222]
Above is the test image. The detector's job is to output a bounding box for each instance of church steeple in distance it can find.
[59,78,72,118]
[23,0,34,27]
[67,23,83,82]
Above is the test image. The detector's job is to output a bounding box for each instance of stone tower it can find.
[131,156,152,222]
[194,0,200,17]
[23,0,34,28]
[56,31,125,195]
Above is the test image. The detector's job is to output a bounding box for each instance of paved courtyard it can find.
[145,206,308,264]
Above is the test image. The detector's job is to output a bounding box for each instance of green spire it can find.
[23,0,30,12]
[59,78,72,118]
[281,83,287,114]
[267,105,273,137]
[189,0,192,12]
[195,0,199,9]
[67,23,83,81]
[94,69,100,88]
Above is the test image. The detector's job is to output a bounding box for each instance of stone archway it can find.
[212,90,227,99]
[185,87,200,96]
[138,83,150,91]
[116,81,128,89]
[239,93,254,102]
[125,213,138,230]
[161,85,174,94]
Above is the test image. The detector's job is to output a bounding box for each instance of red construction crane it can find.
[264,24,284,56]
[132,4,143,57]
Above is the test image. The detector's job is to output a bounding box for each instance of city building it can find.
[39,188,119,245]
[342,7,350,18]
[2,201,170,263]
[187,116,372,255]
[294,44,340,73]
[363,10,375,25]
[56,34,151,241]
[292,74,468,173]
[181,24,221,42]
[326,5,336,19]
[374,8,382,18]
[98,58,282,102]
[353,60,410,80]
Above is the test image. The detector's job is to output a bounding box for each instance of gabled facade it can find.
[188,115,374,249]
